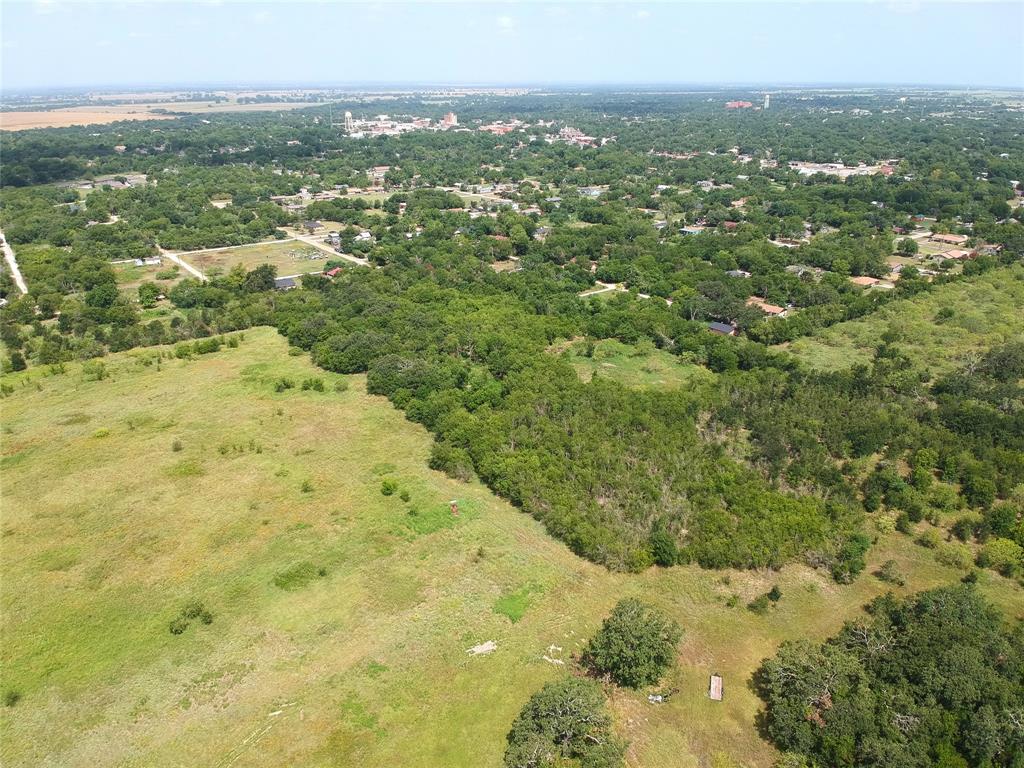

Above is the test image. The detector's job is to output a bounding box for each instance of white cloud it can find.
[497,15,515,29]
[252,9,272,24]
[635,9,651,20]
[33,0,57,15]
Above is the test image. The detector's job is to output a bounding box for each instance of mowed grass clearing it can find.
[1,328,1019,768]
[181,241,331,278]
[785,264,1024,373]
[558,338,716,391]
[113,260,184,296]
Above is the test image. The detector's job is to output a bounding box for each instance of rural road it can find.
[578,281,622,297]
[0,229,28,294]
[288,232,370,267]
[161,249,207,281]
[158,235,371,282]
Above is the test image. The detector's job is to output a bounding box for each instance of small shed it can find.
[274,276,297,291]
[709,674,724,701]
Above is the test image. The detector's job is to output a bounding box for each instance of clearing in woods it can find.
[1,328,1019,767]
[558,337,717,390]
[179,241,332,278]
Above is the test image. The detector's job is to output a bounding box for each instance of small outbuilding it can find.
[709,674,724,701]
[708,322,737,336]
[274,276,298,291]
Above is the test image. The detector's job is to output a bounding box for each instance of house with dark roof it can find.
[274,276,298,290]
[708,321,737,336]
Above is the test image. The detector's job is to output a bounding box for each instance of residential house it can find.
[746,296,787,317]
[940,249,973,260]
[930,233,969,246]
[849,276,881,287]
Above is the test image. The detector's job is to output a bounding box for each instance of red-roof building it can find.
[746,296,787,316]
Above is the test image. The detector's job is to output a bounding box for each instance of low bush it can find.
[875,559,905,586]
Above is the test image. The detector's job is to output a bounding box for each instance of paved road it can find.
[0,229,28,294]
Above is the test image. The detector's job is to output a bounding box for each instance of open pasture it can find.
[0,101,323,131]
[785,264,1024,373]
[1,328,1018,768]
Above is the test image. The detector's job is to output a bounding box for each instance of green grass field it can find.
[559,338,716,391]
[113,260,183,296]
[181,241,330,278]
[1,328,1019,767]
[785,264,1024,373]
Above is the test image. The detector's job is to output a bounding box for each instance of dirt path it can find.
[287,232,371,267]
[578,281,623,297]
[0,229,28,294]
[159,248,207,281]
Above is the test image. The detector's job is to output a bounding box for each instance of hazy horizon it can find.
[2,0,1023,92]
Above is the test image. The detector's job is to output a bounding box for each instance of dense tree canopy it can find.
[758,585,1024,768]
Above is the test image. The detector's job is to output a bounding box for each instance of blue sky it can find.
[2,1,1022,91]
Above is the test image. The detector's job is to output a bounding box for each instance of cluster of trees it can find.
[271,262,864,574]
[1,259,277,366]
[505,598,680,768]
[758,585,1024,767]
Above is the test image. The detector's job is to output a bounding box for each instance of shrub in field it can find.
[748,594,771,615]
[875,559,905,586]
[380,479,398,496]
[582,598,681,688]
[194,338,222,355]
[169,600,213,635]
